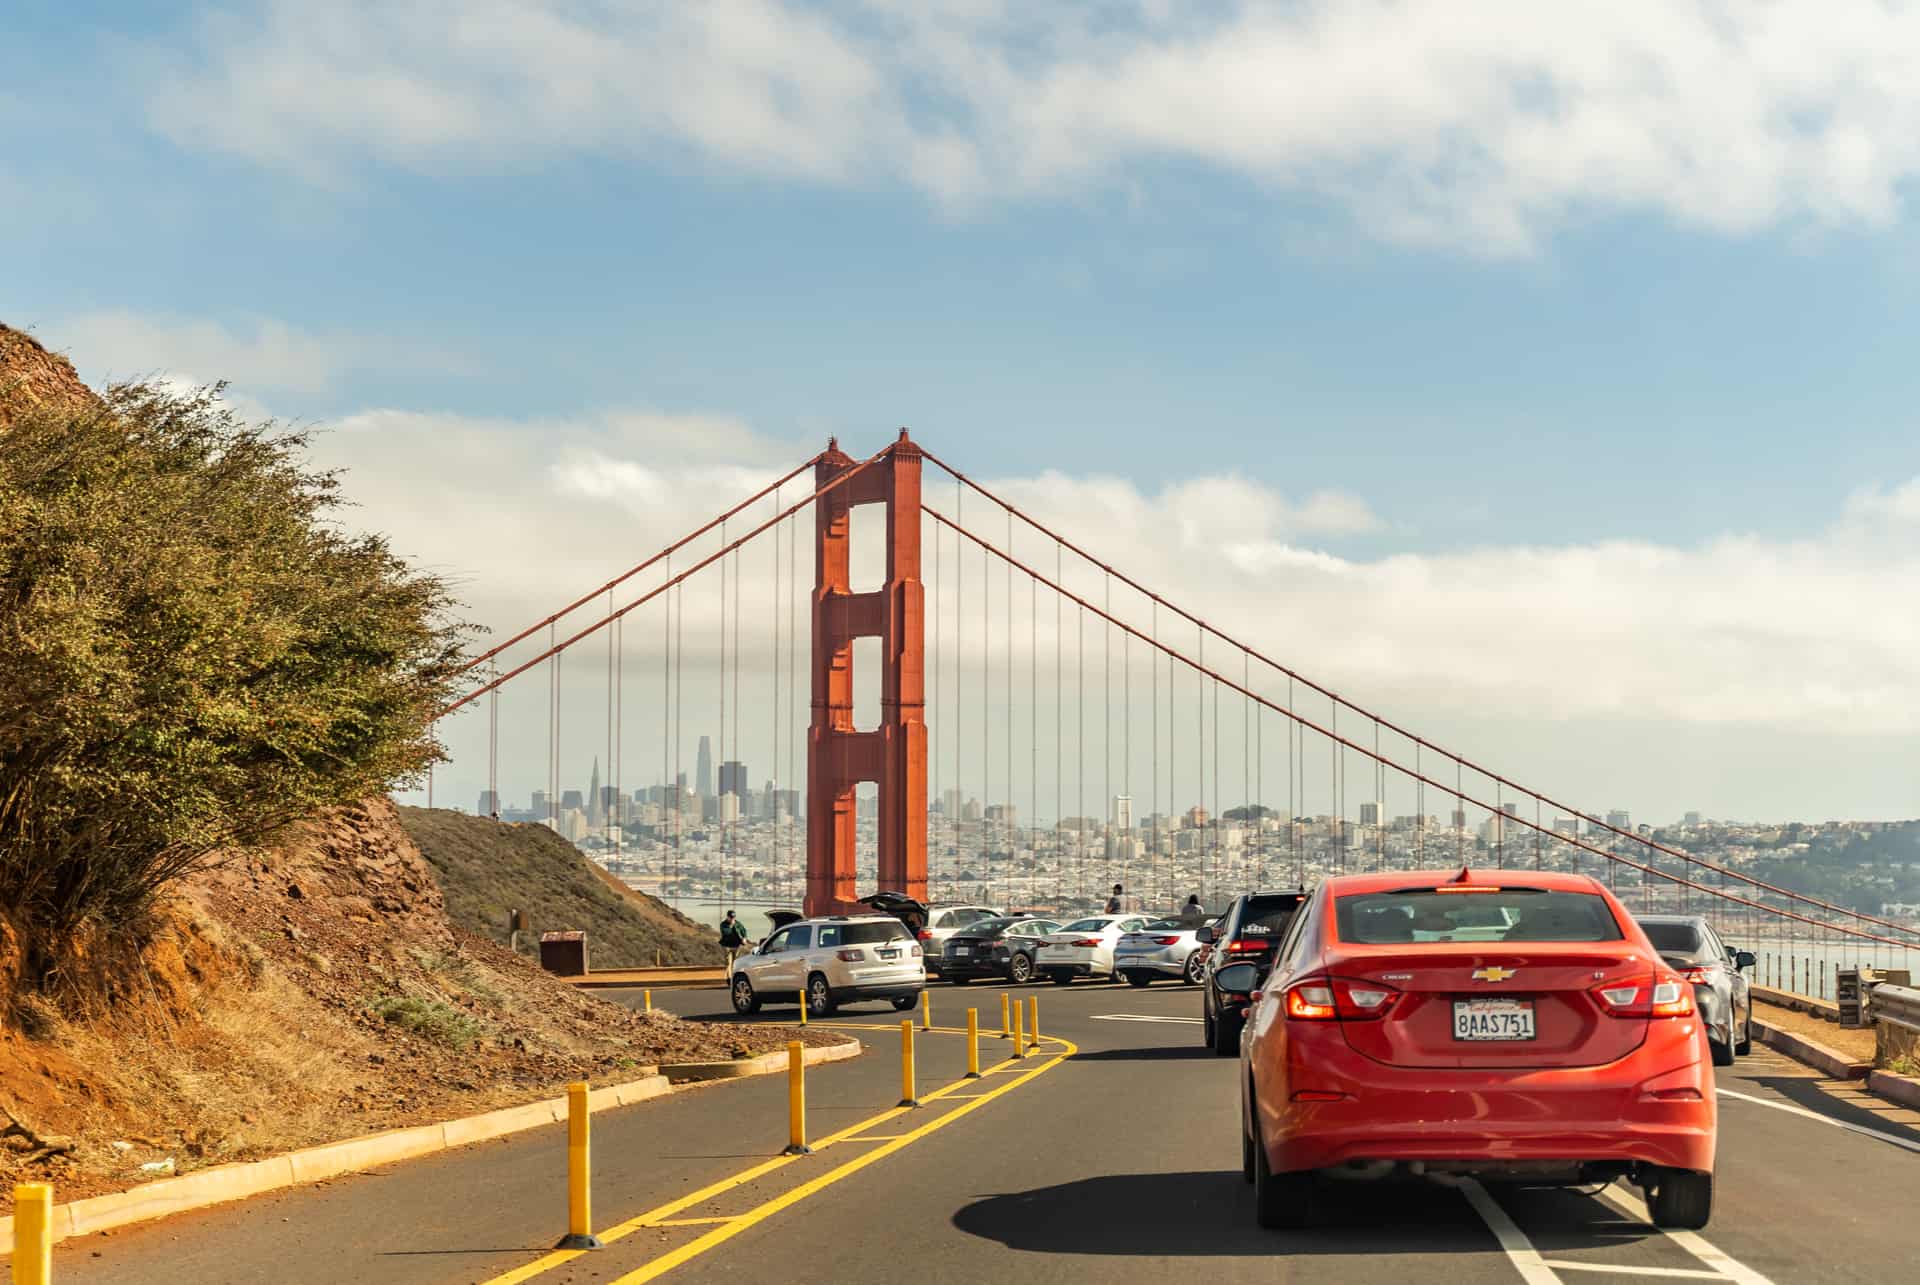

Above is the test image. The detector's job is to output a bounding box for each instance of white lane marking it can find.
[1717,1086,1920,1154]
[1089,1014,1204,1024]
[1456,1178,1563,1284]
[1540,1262,1725,1279]
[1594,1185,1772,1285]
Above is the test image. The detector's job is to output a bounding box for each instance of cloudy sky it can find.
[8,1,1919,824]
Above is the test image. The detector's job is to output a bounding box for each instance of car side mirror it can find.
[1196,926,1216,945]
[1214,962,1260,995]
[1734,950,1756,970]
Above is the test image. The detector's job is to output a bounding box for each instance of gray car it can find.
[1635,913,1755,1066]
[1114,917,1209,985]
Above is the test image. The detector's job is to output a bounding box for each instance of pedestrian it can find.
[1179,894,1207,927]
[719,909,749,966]
[1105,882,1137,913]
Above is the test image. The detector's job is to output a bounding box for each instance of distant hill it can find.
[396,807,723,967]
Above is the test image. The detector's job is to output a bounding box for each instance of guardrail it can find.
[1871,983,1920,1068]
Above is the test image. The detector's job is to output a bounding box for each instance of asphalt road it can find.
[49,976,1920,1285]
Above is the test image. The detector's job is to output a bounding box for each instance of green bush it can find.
[367,994,486,1049]
[0,382,469,978]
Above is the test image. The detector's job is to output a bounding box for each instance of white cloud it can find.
[142,1,1920,252]
[49,310,471,397]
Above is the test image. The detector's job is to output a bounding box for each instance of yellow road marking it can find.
[478,1027,1072,1285]
[644,1217,736,1228]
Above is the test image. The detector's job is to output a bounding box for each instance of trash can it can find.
[539,930,588,977]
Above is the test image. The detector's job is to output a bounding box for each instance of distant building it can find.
[718,760,748,798]
[561,789,584,813]
[477,790,501,817]
[696,736,714,798]
[1606,809,1631,832]
[1683,811,1703,828]
[532,789,550,817]
[1359,802,1382,827]
[1112,794,1133,831]
[1185,805,1209,829]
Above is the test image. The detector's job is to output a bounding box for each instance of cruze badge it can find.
[1472,966,1517,982]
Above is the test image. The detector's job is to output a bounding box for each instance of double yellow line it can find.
[482,1026,1074,1285]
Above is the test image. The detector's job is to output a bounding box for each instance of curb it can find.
[1752,985,1842,1021]
[1866,1069,1920,1112]
[1753,1018,1869,1080]
[2,1034,859,1255]
[660,1035,864,1082]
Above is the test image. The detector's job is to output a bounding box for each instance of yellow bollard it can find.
[798,989,807,1025]
[966,1007,981,1078]
[784,1041,811,1154]
[899,1019,919,1106]
[999,990,1012,1039]
[1027,994,1040,1052]
[557,1082,602,1249]
[921,988,932,1030]
[12,1182,52,1285]
[643,988,653,1013]
[1011,999,1026,1060]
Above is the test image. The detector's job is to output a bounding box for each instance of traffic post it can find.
[784,1041,811,1154]
[1011,999,1025,1060]
[899,1019,919,1107]
[557,1082,603,1250]
[12,1182,52,1285]
[921,989,932,1030]
[966,1006,981,1077]
[1027,994,1040,1052]
[798,989,807,1025]
[999,991,1011,1039]
[643,988,653,1013]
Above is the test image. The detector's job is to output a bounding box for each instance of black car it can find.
[1198,889,1307,1056]
[1635,913,1756,1066]
[939,916,1062,983]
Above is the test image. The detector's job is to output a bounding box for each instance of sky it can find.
[6,1,1919,824]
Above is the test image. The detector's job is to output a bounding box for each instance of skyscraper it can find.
[696,736,714,798]
[718,760,748,798]
[587,757,604,827]
[1112,794,1133,831]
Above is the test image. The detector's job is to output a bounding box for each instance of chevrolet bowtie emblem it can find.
[1472,967,1517,982]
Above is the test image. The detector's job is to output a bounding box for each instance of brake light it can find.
[1591,975,1694,1018]
[917,930,933,941]
[1226,939,1266,953]
[910,943,923,958]
[1285,982,1337,1020]
[836,949,865,962]
[1071,938,1103,948]
[1151,936,1180,946]
[1283,977,1400,1021]
[1434,885,1501,894]
[1678,966,1712,985]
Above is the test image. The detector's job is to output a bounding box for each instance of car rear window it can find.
[1141,918,1182,931]
[843,922,910,945]
[1062,918,1111,933]
[965,917,1015,935]
[1639,921,1704,954]
[1335,889,1624,944]
[1235,896,1302,937]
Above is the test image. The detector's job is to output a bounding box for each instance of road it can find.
[50,977,1920,1284]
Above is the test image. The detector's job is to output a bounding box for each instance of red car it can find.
[1231,868,1716,1230]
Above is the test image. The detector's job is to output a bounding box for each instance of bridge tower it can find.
[806,431,928,916]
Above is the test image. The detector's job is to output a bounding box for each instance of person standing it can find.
[719,909,749,966]
[1179,894,1207,927]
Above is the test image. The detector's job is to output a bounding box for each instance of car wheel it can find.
[891,993,918,1012]
[1009,953,1034,983]
[1242,1113,1257,1185]
[1126,972,1152,988]
[1709,1037,1734,1067]
[1203,1001,1216,1048]
[1184,953,1205,985]
[1735,1016,1752,1057]
[1047,970,1071,985]
[806,973,836,1018]
[730,974,761,1015]
[1647,1169,1713,1230]
[1111,968,1129,986]
[950,974,971,986]
[1212,1008,1242,1057]
[1251,1114,1320,1229]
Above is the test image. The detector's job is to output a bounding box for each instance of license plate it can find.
[1453,998,1535,1041]
[877,949,900,960]
[952,946,970,956]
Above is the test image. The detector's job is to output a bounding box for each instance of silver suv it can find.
[728,914,924,1018]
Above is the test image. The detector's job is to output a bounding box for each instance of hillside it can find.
[396,807,723,967]
[0,322,98,428]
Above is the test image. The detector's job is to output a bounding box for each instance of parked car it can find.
[728,913,924,1018]
[858,893,1002,979]
[1115,917,1210,985]
[940,916,1062,983]
[1635,913,1756,1066]
[1035,914,1155,983]
[1233,869,1717,1231]
[1199,890,1309,1055]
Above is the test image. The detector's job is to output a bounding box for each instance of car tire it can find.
[1241,1113,1257,1185]
[1009,953,1034,984]
[1111,968,1128,986]
[1709,1037,1734,1067]
[1203,1006,1216,1048]
[950,974,971,986]
[806,973,837,1018]
[1212,1008,1242,1057]
[1184,954,1205,985]
[1647,1169,1713,1230]
[730,974,761,1015]
[891,993,918,1012]
[1047,970,1071,985]
[1735,1016,1752,1057]
[1251,1114,1319,1229]
[1126,972,1152,988]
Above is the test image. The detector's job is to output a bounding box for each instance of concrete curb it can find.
[1865,1069,1920,1111]
[1,1034,859,1255]
[1753,1018,1870,1080]
[660,1034,865,1082]
[1752,985,1841,1021]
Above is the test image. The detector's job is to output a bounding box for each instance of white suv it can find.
[729,915,925,1018]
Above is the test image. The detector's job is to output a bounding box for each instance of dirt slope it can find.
[0,799,820,1209]
[396,807,723,968]
[0,322,99,428]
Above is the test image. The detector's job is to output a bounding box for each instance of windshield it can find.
[1639,921,1705,954]
[1140,918,1183,931]
[961,917,1015,936]
[1062,917,1113,932]
[1335,889,1624,944]
[842,922,911,945]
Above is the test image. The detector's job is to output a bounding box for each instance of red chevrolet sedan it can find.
[1232,868,1715,1230]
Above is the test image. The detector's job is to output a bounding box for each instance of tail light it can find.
[1151,936,1181,946]
[836,949,865,962]
[1678,966,1712,985]
[1226,939,1266,954]
[1591,975,1694,1018]
[917,929,933,941]
[1070,938,1103,948]
[1283,977,1400,1021]
[910,943,923,958]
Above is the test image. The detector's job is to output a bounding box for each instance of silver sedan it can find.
[1114,917,1210,986]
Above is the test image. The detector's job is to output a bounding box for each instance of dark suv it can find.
[1198,889,1307,1056]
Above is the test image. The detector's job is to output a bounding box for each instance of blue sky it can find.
[7,2,1919,821]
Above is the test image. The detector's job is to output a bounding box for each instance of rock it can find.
[138,1158,175,1175]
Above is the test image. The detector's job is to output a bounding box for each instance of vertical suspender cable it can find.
[790,506,800,903]
[732,534,741,894]
[487,659,499,819]
[1005,508,1013,907]
[718,520,728,899]
[956,482,965,902]
[606,588,615,852]
[983,518,992,904]
[1196,629,1204,903]
[1288,675,1297,883]
[614,600,623,863]
[1152,602,1159,907]
[662,554,672,896]
[1056,542,1063,903]
[549,622,558,828]
[931,504,939,901]
[771,494,781,902]
[1244,651,1251,889]
[674,582,683,894]
[1103,572,1111,895]
[1077,593,1085,901]
[1030,571,1038,909]
[1416,742,1425,868]
[1124,613,1132,898]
